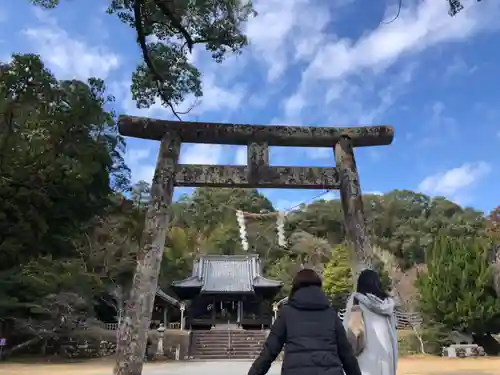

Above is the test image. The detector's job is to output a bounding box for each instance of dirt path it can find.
[397,357,500,374]
[1,357,499,375]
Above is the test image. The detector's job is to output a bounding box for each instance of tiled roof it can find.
[202,258,253,292]
[254,275,282,288]
[172,254,282,293]
[155,288,181,306]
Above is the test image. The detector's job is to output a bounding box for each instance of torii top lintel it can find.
[118,116,394,148]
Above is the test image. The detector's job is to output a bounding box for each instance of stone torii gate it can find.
[113,116,394,375]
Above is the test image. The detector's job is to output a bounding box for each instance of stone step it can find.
[191,353,260,360]
[193,347,261,354]
[193,337,265,342]
[193,342,263,346]
[193,342,260,347]
[193,336,266,341]
[192,339,265,345]
[190,330,268,360]
[193,344,263,350]
[192,345,263,352]
[193,338,266,344]
[192,333,267,338]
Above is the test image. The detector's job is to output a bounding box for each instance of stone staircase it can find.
[190,328,268,360]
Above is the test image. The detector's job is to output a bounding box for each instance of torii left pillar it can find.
[114,132,180,375]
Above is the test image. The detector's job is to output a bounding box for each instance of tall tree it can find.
[30,0,256,120]
[486,206,500,242]
[323,244,353,310]
[0,53,129,354]
[417,236,500,336]
[0,53,128,269]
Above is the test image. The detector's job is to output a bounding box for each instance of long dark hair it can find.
[289,268,322,298]
[356,269,389,300]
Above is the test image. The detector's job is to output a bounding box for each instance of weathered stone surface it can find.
[114,132,181,375]
[118,116,394,147]
[175,165,340,189]
[247,142,269,184]
[334,136,372,274]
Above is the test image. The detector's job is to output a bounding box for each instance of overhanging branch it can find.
[153,0,194,52]
[133,0,195,120]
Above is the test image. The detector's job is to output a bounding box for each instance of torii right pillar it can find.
[334,136,372,278]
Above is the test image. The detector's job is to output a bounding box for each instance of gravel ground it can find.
[2,357,500,375]
[115,358,500,375]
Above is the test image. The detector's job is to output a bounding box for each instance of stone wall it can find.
[60,338,116,359]
[162,331,191,360]
[59,328,190,360]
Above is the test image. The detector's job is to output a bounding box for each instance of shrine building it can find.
[172,254,282,330]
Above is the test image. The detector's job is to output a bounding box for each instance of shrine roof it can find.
[172,254,282,295]
[155,288,181,306]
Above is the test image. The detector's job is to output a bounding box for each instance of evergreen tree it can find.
[417,236,500,334]
[323,244,353,309]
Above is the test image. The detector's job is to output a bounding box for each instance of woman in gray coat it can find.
[248,268,362,375]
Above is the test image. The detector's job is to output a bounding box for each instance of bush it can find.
[419,325,450,355]
[417,236,500,334]
[398,330,421,355]
[397,325,450,356]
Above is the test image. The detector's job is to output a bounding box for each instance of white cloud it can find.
[124,147,156,184]
[21,9,120,80]
[308,148,332,160]
[274,199,305,212]
[125,143,225,184]
[418,162,491,200]
[303,0,497,83]
[365,191,383,196]
[0,7,7,23]
[244,0,347,82]
[195,74,245,113]
[179,144,223,165]
[322,191,339,201]
[283,92,306,121]
[234,147,247,165]
[276,0,499,126]
[113,71,245,120]
[444,55,477,77]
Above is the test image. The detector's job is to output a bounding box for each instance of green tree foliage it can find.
[448,0,483,17]
[323,244,352,309]
[322,244,391,310]
[0,54,129,271]
[0,58,494,349]
[30,0,256,118]
[486,206,500,242]
[0,53,133,342]
[160,226,202,292]
[417,236,500,334]
[265,256,299,300]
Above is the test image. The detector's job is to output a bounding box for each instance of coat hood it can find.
[354,292,395,316]
[289,285,331,311]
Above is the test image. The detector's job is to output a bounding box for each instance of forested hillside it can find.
[2,53,500,357]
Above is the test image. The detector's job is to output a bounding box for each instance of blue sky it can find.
[1,0,500,214]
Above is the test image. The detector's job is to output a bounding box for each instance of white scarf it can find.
[344,292,398,375]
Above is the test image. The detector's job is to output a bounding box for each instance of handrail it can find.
[227,320,232,359]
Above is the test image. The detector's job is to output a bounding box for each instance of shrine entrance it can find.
[172,254,281,329]
[115,115,395,363]
[216,300,237,323]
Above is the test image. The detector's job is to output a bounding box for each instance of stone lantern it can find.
[156,323,166,356]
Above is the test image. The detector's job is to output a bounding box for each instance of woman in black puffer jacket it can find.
[248,268,362,375]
